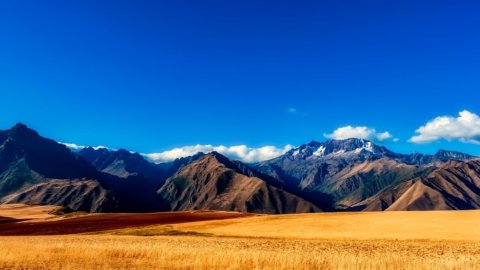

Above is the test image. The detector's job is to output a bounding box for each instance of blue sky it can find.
[1,1,480,161]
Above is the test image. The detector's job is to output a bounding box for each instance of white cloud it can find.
[59,142,85,150]
[376,131,393,141]
[324,126,393,141]
[410,110,480,144]
[59,142,110,151]
[144,144,295,163]
[59,141,292,163]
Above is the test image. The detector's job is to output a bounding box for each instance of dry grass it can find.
[1,210,480,269]
[1,235,480,270]
[169,210,480,241]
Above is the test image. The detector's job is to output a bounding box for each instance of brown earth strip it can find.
[0,211,253,235]
[0,216,21,224]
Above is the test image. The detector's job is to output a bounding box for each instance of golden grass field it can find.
[170,210,480,240]
[1,206,480,269]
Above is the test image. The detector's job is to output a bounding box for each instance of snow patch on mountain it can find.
[313,146,326,157]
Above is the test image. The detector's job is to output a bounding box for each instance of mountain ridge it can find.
[0,124,166,212]
[157,152,322,213]
[253,138,475,210]
[1,123,479,213]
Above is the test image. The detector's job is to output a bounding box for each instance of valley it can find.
[1,123,480,269]
[1,204,479,269]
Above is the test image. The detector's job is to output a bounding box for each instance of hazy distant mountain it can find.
[79,147,167,187]
[158,152,321,214]
[402,149,476,165]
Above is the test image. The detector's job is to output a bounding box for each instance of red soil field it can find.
[0,211,253,235]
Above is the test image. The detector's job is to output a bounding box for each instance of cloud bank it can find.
[59,142,110,151]
[410,110,480,144]
[324,126,393,141]
[144,144,294,163]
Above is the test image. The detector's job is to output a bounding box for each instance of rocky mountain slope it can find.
[2,179,118,212]
[158,152,321,213]
[254,138,475,209]
[0,123,100,197]
[355,159,480,211]
[1,123,479,213]
[0,124,163,212]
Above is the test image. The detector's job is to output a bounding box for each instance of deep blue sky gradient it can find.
[1,1,479,155]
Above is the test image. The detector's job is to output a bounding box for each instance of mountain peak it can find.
[202,151,230,164]
[306,140,322,146]
[0,123,100,188]
[115,149,137,157]
[285,138,389,161]
[159,149,321,214]
[80,147,148,165]
[324,138,373,147]
[207,151,224,157]
[195,151,255,176]
[9,123,39,138]
[327,138,371,143]
[78,147,166,181]
[12,122,28,130]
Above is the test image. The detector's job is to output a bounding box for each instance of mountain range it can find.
[0,123,479,213]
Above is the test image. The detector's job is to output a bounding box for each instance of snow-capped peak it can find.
[286,138,387,160]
